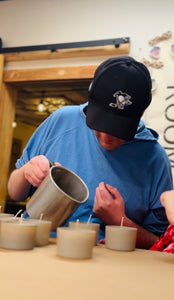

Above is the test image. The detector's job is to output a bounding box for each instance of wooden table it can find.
[0,238,174,300]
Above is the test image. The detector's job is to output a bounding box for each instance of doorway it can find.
[0,64,96,211]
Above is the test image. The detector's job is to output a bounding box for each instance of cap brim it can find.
[86,102,141,141]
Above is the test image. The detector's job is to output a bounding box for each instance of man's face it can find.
[93,130,125,150]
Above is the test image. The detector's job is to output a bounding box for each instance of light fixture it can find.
[38,91,45,112]
[38,99,44,112]
[12,121,17,128]
[37,91,68,114]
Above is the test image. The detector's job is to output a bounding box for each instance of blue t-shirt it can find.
[16,103,173,241]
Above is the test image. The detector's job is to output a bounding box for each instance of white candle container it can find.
[105,225,137,251]
[0,215,16,232]
[0,213,14,218]
[0,219,37,250]
[57,227,96,259]
[28,219,52,246]
[69,221,100,245]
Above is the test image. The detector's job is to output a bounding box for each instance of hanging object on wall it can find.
[149,46,161,59]
[170,44,174,56]
[141,58,163,69]
[151,78,158,92]
[149,30,172,46]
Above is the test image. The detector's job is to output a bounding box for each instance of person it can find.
[150,190,174,253]
[7,56,173,249]
[160,190,174,225]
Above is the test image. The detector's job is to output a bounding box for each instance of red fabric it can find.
[150,224,174,253]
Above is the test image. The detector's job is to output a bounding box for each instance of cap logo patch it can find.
[109,91,132,110]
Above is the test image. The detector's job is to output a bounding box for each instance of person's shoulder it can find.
[135,120,159,141]
[146,136,171,167]
[52,103,86,118]
[135,121,170,160]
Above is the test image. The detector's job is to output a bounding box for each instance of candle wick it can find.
[87,214,92,223]
[14,209,23,218]
[20,213,24,223]
[40,213,43,221]
[75,219,79,229]
[120,217,124,229]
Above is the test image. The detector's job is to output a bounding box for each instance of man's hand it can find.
[93,181,126,225]
[22,155,50,187]
[93,181,160,249]
[8,155,61,201]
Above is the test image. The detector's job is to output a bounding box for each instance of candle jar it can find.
[0,215,16,232]
[28,219,52,246]
[69,221,100,245]
[0,213,14,218]
[105,225,137,251]
[0,219,37,250]
[57,227,96,259]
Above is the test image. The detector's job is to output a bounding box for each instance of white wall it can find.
[0,0,173,56]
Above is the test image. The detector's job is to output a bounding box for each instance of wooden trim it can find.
[4,43,130,62]
[0,54,4,91]
[4,65,97,83]
[0,83,17,211]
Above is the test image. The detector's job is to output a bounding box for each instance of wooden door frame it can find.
[0,59,97,211]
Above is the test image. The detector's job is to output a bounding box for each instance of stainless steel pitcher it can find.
[26,166,89,230]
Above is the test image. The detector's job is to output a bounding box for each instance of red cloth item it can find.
[150,224,174,253]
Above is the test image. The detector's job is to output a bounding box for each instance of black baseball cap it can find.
[86,56,152,141]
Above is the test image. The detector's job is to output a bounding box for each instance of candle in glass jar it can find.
[0,213,14,218]
[27,219,52,246]
[57,227,95,259]
[0,214,15,232]
[0,219,37,250]
[69,221,100,245]
[105,225,137,251]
